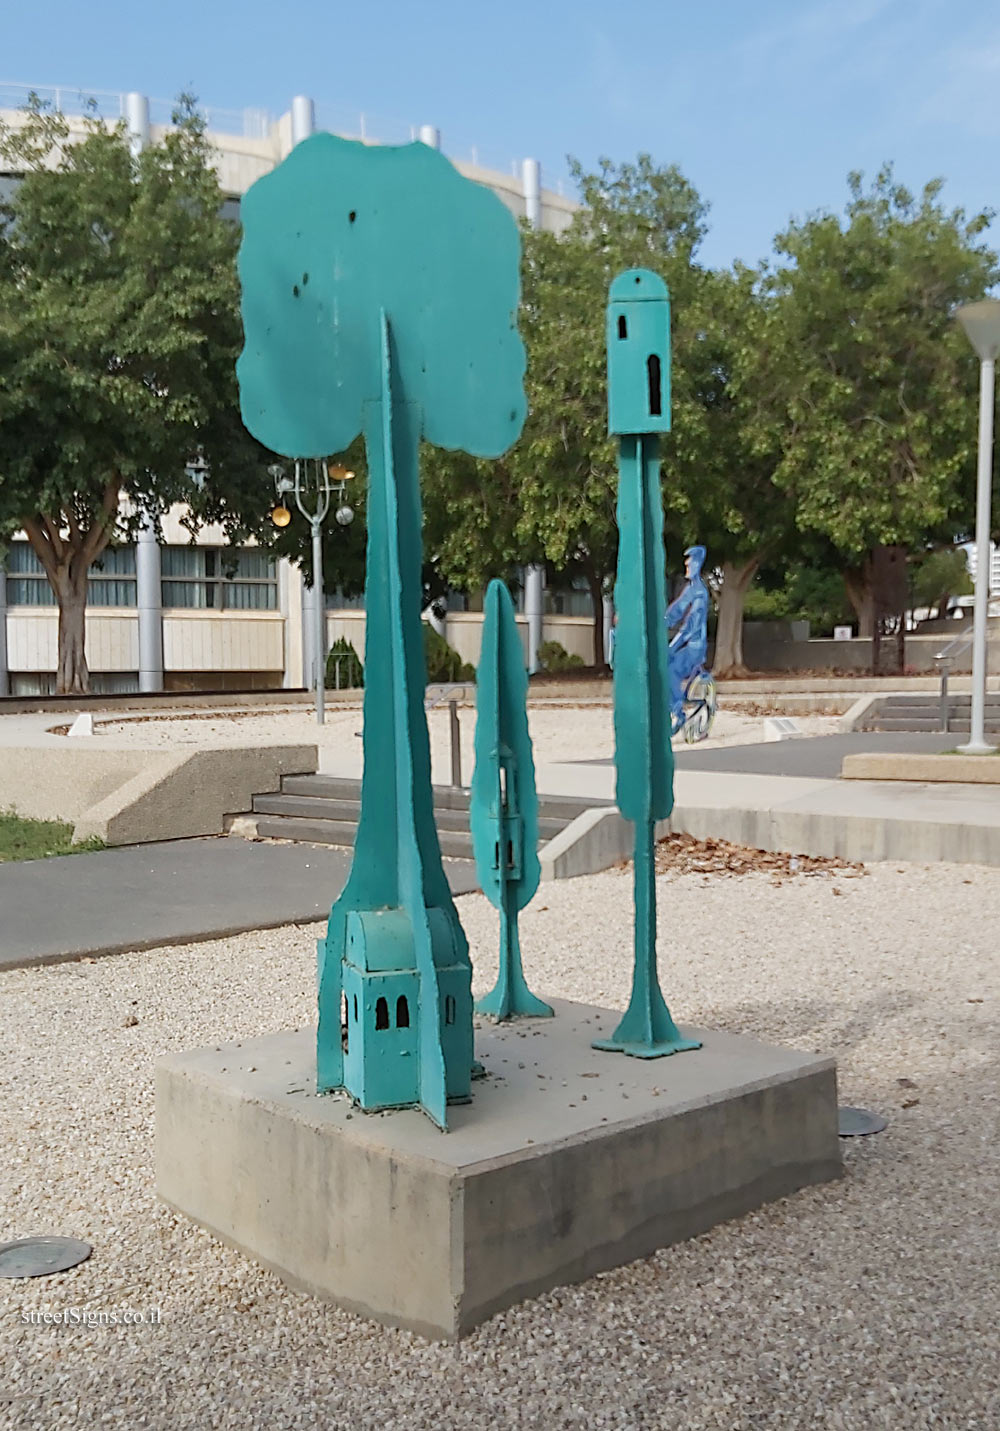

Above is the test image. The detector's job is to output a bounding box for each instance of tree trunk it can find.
[844,560,875,639]
[586,570,606,670]
[713,558,759,677]
[22,480,120,697]
[53,566,90,694]
[935,593,952,623]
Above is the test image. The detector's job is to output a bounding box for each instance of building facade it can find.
[0,87,583,695]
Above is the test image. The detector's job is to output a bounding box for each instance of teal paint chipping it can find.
[237,134,526,1128]
[471,580,552,1021]
[594,270,701,1061]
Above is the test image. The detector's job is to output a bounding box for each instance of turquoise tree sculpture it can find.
[471,579,553,1021]
[594,269,701,1060]
[237,134,526,1128]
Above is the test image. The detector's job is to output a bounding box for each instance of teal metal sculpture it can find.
[471,579,553,1021]
[237,134,526,1127]
[594,269,701,1060]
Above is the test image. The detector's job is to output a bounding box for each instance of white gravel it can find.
[2,858,998,1428]
[87,704,844,773]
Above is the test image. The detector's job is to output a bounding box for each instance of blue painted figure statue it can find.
[667,545,709,727]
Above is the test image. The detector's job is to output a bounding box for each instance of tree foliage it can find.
[911,546,972,619]
[0,96,272,691]
[425,156,712,666]
[768,167,997,631]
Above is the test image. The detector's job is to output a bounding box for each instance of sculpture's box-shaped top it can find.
[606,269,671,437]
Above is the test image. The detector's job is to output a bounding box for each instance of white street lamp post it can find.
[270,461,354,725]
[956,300,1000,754]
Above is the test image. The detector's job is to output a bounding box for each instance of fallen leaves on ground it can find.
[651,831,866,880]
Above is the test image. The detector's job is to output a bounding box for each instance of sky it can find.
[3,0,999,269]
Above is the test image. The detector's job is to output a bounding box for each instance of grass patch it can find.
[0,811,105,863]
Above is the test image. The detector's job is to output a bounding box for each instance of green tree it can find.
[769,167,997,637]
[668,264,794,674]
[424,156,709,668]
[911,545,972,620]
[0,97,271,692]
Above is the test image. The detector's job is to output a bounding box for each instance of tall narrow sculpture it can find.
[236,134,526,1126]
[594,269,701,1060]
[472,579,553,1021]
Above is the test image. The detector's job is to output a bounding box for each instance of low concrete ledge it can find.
[156,1000,840,1341]
[667,797,1000,866]
[842,752,1000,783]
[73,744,317,846]
[0,745,158,824]
[540,806,670,880]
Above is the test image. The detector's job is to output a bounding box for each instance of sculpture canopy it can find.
[236,132,526,459]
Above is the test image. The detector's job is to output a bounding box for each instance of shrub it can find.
[423,624,475,683]
[537,639,585,673]
[326,636,364,689]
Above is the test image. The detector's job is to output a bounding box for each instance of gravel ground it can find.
[88,705,845,774]
[1,858,998,1428]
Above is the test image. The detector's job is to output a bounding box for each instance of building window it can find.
[9,671,139,696]
[545,577,592,618]
[5,541,137,607]
[161,546,277,611]
[396,995,410,1029]
[326,587,365,611]
[375,997,390,1031]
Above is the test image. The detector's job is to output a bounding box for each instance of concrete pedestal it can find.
[156,1000,840,1340]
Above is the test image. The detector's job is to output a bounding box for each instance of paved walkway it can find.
[586,732,958,780]
[0,839,478,972]
[675,730,957,779]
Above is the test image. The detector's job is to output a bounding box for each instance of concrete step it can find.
[254,815,476,860]
[866,720,1000,735]
[872,709,943,721]
[280,774,368,802]
[254,792,565,840]
[875,696,1000,711]
[276,774,607,824]
[866,717,947,732]
[253,793,361,821]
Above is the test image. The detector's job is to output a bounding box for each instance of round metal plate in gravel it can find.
[0,1237,92,1279]
[838,1106,887,1137]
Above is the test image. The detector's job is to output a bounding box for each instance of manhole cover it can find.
[0,1237,92,1279]
[838,1106,887,1137]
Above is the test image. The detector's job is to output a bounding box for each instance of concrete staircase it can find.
[860,692,1000,734]
[245,774,607,860]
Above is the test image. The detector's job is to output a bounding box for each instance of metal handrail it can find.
[425,684,473,789]
[933,625,975,733]
[934,624,975,664]
[425,682,472,712]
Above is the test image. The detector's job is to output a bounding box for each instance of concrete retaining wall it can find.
[541,808,670,881]
[741,633,991,674]
[0,746,159,824]
[73,745,317,845]
[0,742,316,845]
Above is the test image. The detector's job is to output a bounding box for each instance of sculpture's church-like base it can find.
[156,1000,841,1341]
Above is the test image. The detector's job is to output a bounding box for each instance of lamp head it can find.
[270,503,292,529]
[957,300,1000,361]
